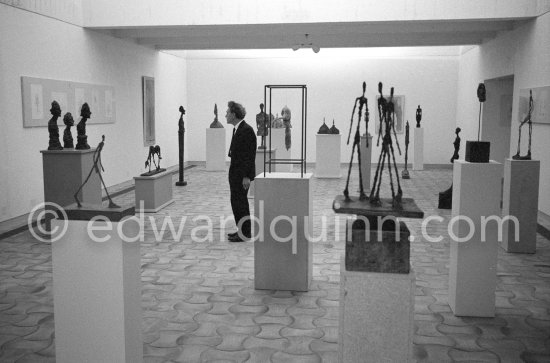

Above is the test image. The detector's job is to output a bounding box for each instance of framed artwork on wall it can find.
[518,86,550,125]
[374,95,405,134]
[142,76,156,146]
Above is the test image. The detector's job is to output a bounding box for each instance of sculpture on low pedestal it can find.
[63,112,74,148]
[141,145,165,176]
[402,121,410,179]
[74,135,119,208]
[416,105,422,128]
[209,104,224,128]
[256,103,271,149]
[47,101,63,150]
[329,119,340,134]
[513,90,533,160]
[75,103,91,150]
[465,83,490,162]
[318,118,330,134]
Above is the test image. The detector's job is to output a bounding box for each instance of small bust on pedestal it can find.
[416,105,422,128]
[75,103,91,150]
[209,103,224,128]
[63,112,74,148]
[329,119,340,134]
[438,127,461,209]
[318,118,330,134]
[47,101,63,150]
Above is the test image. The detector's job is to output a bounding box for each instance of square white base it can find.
[206,128,227,171]
[502,159,540,253]
[413,128,424,170]
[449,160,501,317]
[134,170,174,212]
[254,173,312,291]
[52,219,142,363]
[339,256,415,363]
[315,134,341,178]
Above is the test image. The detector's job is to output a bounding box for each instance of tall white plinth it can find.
[248,148,276,199]
[359,134,373,192]
[449,160,501,317]
[315,134,341,178]
[206,128,226,171]
[51,205,142,363]
[254,173,312,291]
[269,128,292,172]
[413,127,424,170]
[134,170,174,212]
[502,159,540,253]
[339,256,415,363]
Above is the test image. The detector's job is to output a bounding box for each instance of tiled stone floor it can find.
[0,165,549,362]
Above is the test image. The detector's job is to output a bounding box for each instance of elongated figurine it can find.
[438,127,461,209]
[176,106,187,186]
[209,104,224,128]
[75,103,91,150]
[343,82,369,201]
[282,106,292,150]
[513,90,533,160]
[402,121,410,179]
[47,101,63,150]
[74,135,119,208]
[370,82,403,207]
[63,112,74,148]
[451,127,461,163]
[256,103,271,149]
[416,105,422,128]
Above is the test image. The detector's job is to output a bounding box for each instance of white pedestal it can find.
[269,128,292,172]
[206,128,226,171]
[254,173,312,291]
[249,148,276,199]
[359,134,373,192]
[134,170,174,212]
[339,256,415,363]
[449,160,501,317]
[413,127,424,170]
[315,134,341,178]
[502,159,540,253]
[52,214,142,363]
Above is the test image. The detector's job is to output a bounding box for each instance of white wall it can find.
[185,51,459,168]
[0,4,187,222]
[456,12,550,215]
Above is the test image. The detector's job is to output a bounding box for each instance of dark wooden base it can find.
[333,195,424,219]
[140,168,167,177]
[465,141,490,163]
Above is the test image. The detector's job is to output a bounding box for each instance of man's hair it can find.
[228,101,246,120]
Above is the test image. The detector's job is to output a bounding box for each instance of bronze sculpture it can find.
[438,127,461,209]
[416,105,422,128]
[343,82,369,201]
[176,106,187,186]
[63,112,74,148]
[451,127,462,163]
[318,118,330,134]
[74,135,119,208]
[329,119,340,134]
[402,121,410,179]
[47,101,63,150]
[75,103,91,150]
[271,106,292,150]
[513,90,533,160]
[370,82,403,207]
[142,145,165,176]
[209,103,224,128]
[256,103,271,149]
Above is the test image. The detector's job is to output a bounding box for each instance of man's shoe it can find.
[227,232,238,238]
[228,234,251,243]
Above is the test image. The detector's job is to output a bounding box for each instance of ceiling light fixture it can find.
[292,34,320,53]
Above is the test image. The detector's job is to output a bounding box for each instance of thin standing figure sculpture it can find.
[416,105,422,128]
[74,135,119,209]
[256,103,270,149]
[370,82,403,207]
[513,90,533,160]
[402,121,410,179]
[47,101,63,150]
[343,82,369,201]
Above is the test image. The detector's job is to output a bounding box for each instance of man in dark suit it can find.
[226,101,257,242]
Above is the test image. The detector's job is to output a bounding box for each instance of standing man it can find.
[226,101,257,242]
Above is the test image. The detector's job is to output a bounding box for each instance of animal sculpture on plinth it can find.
[513,90,533,160]
[74,135,119,208]
[47,101,63,150]
[343,82,370,201]
[402,121,410,179]
[370,82,403,208]
[144,145,163,175]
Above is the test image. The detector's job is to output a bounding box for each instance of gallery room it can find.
[0,0,549,362]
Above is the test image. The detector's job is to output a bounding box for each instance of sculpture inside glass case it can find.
[209,103,224,128]
[513,89,533,160]
[318,118,330,134]
[63,112,74,148]
[256,103,271,149]
[47,101,63,150]
[271,106,292,150]
[75,103,91,150]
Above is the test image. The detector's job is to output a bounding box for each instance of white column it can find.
[315,134,341,178]
[254,173,312,291]
[339,256,415,363]
[413,127,424,170]
[449,160,501,317]
[205,128,226,171]
[52,209,142,363]
[502,159,540,253]
[269,128,292,172]
[359,134,373,192]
